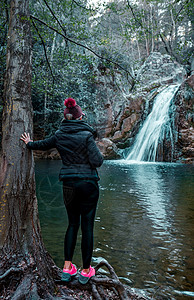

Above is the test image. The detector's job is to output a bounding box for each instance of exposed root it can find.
[92,260,129,299]
[0,259,147,299]
[92,283,102,300]
[11,275,35,300]
[95,260,119,279]
[0,267,23,281]
[97,284,110,300]
[56,260,147,300]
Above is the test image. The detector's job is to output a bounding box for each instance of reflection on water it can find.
[35,159,194,299]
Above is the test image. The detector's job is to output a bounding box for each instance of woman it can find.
[21,98,103,284]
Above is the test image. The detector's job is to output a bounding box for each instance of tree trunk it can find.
[0,0,56,298]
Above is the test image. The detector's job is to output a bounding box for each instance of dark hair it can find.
[65,114,73,120]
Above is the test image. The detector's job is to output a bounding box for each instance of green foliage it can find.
[28,0,98,135]
[1,0,193,139]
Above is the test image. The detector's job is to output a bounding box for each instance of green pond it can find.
[35,159,194,299]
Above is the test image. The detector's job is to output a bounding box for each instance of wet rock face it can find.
[174,75,194,163]
[136,52,187,87]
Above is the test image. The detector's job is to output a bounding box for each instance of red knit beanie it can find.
[64,98,85,119]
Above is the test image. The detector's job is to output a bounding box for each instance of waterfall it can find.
[126,85,180,162]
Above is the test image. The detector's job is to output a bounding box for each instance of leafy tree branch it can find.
[72,0,94,11]
[30,15,135,81]
[31,18,55,83]
[126,0,182,62]
[42,0,67,36]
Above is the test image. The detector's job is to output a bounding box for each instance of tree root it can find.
[92,283,102,300]
[0,265,54,300]
[0,267,23,281]
[93,260,128,299]
[11,275,35,300]
[0,260,147,299]
[56,260,147,300]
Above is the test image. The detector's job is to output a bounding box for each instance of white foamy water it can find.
[126,85,180,161]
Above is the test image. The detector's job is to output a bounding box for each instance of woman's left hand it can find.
[20,132,33,144]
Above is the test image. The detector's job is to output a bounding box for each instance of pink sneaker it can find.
[79,266,95,284]
[61,263,77,282]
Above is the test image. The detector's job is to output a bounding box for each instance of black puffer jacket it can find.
[27,120,103,181]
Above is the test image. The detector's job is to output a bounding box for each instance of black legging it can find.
[63,179,99,269]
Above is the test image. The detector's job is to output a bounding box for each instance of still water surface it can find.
[35,160,194,299]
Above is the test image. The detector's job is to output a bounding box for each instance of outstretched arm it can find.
[20,132,56,150]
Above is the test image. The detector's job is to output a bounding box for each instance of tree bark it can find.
[0,0,56,298]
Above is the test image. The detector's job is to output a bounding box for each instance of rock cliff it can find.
[91,52,193,163]
[174,75,194,163]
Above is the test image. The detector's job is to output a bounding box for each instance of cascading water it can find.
[126,85,180,162]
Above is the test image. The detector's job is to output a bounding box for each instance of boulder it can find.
[112,130,123,141]
[97,138,120,159]
[121,113,137,134]
[136,52,187,87]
